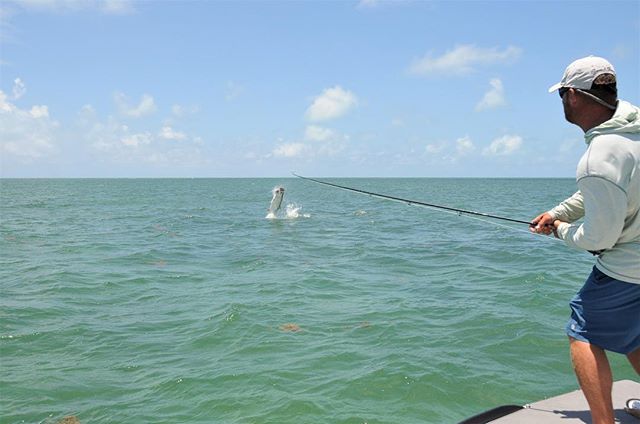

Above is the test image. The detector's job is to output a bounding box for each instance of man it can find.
[530,56,640,424]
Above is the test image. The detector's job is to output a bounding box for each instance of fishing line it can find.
[293,173,560,243]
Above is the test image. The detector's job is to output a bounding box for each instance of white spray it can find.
[265,186,310,219]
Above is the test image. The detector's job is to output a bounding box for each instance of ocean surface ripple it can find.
[1,178,635,424]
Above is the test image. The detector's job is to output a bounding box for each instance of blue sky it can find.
[1,0,639,178]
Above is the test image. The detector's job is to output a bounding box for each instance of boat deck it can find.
[490,379,639,423]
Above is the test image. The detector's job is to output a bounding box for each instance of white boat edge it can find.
[459,379,640,424]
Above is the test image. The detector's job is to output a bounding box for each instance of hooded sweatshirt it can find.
[549,100,640,284]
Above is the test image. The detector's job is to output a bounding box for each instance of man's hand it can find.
[530,212,555,235]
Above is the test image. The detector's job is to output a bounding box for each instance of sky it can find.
[1,0,639,178]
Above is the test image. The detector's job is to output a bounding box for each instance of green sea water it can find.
[1,178,637,424]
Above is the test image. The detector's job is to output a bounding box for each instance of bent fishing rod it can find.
[292,173,538,227]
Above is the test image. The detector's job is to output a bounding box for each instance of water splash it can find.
[285,203,310,219]
[266,203,310,220]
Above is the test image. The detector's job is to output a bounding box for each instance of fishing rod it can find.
[292,173,537,227]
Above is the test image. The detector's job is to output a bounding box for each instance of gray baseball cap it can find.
[548,56,616,93]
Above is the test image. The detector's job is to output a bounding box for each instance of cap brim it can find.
[548,82,562,93]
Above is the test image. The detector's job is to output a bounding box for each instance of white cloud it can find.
[225,81,244,101]
[121,132,152,147]
[85,118,152,152]
[426,142,445,154]
[158,125,187,141]
[357,0,413,9]
[78,101,207,168]
[391,117,405,127]
[172,105,184,116]
[77,104,96,120]
[0,91,14,112]
[425,136,474,163]
[0,90,58,160]
[12,0,135,14]
[88,118,131,152]
[100,0,135,15]
[306,86,358,122]
[272,142,308,158]
[30,105,49,118]
[244,151,258,160]
[357,0,378,7]
[409,44,522,76]
[172,104,199,117]
[476,78,506,111]
[483,134,522,156]
[114,92,156,118]
[1,81,209,173]
[12,78,25,99]
[0,7,18,44]
[86,120,161,150]
[304,125,335,142]
[84,115,206,167]
[1,1,134,48]
[269,139,344,160]
[456,136,475,156]
[144,147,208,166]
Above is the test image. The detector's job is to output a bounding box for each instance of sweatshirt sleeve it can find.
[556,176,627,251]
[548,191,585,222]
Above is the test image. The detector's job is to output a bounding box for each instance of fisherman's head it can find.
[549,56,618,128]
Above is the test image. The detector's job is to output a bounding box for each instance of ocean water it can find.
[1,178,637,424]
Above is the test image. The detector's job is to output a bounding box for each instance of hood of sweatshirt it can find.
[585,100,640,144]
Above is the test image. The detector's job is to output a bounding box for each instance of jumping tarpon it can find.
[266,186,285,218]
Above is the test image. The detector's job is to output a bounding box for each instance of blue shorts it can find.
[566,266,640,355]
